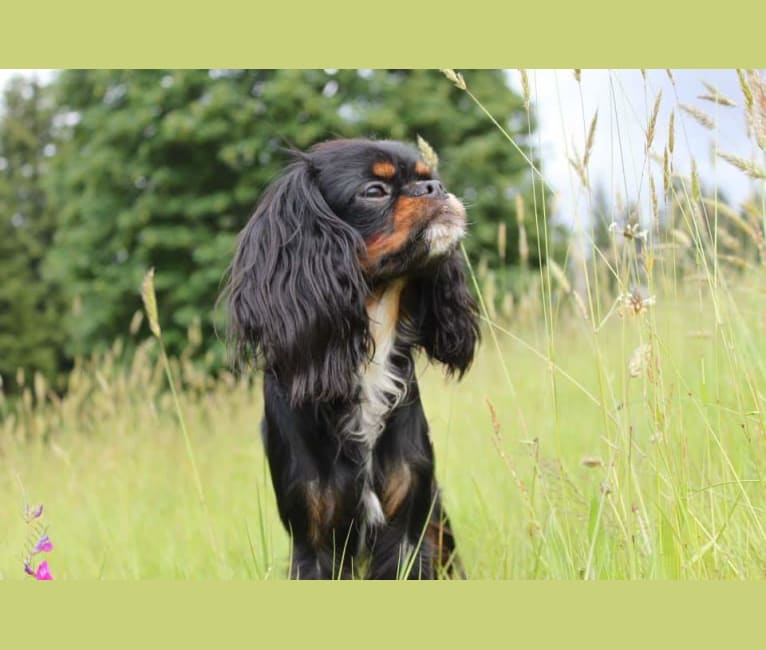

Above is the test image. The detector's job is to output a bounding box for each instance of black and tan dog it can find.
[226,139,479,579]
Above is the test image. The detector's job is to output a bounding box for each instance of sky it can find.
[505,69,763,230]
[1,69,763,229]
[0,69,53,89]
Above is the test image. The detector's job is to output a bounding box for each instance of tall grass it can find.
[2,69,765,579]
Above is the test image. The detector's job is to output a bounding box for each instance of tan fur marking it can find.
[363,196,433,267]
[382,463,413,518]
[305,481,335,545]
[372,161,396,179]
[365,280,404,344]
[415,161,432,177]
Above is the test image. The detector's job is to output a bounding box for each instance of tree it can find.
[44,69,546,363]
[0,77,65,391]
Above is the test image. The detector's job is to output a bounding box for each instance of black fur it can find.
[410,254,480,377]
[225,139,479,579]
[227,161,371,407]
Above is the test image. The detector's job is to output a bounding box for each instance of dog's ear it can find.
[413,252,480,377]
[225,160,370,406]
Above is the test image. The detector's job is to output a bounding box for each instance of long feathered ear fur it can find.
[414,252,480,377]
[225,160,371,407]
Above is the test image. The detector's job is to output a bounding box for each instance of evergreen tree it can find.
[0,77,65,391]
[44,69,546,362]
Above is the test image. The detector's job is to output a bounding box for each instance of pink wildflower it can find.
[34,561,53,581]
[33,535,53,554]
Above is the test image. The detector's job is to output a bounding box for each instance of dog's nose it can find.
[405,180,447,199]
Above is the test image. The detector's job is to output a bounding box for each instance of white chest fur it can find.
[351,279,408,447]
[348,280,408,528]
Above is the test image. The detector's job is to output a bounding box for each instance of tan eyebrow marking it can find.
[414,161,432,177]
[372,161,396,179]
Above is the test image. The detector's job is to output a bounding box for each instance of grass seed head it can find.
[519,69,531,113]
[745,71,766,151]
[518,225,529,266]
[680,103,715,130]
[583,110,598,168]
[737,69,754,113]
[141,268,162,338]
[699,81,737,107]
[441,69,466,91]
[129,310,144,336]
[497,222,507,263]
[646,91,662,151]
[691,160,701,202]
[547,258,571,294]
[717,151,766,180]
[668,111,675,154]
[515,194,525,226]
[416,135,439,172]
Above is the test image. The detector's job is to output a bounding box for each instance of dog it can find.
[226,138,479,579]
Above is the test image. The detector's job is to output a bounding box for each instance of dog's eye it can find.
[361,183,389,199]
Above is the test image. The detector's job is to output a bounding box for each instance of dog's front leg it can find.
[287,483,360,580]
[366,481,464,580]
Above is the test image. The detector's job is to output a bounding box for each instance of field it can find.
[2,69,766,580]
[3,266,766,579]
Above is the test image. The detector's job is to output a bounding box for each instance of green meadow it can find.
[2,69,765,579]
[3,268,766,579]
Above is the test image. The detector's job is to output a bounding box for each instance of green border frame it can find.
[2,0,765,67]
[4,582,766,646]
[2,1,766,645]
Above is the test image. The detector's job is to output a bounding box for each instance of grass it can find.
[2,68,766,579]
[2,273,766,579]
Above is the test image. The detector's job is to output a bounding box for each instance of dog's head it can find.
[305,139,467,278]
[226,138,479,406]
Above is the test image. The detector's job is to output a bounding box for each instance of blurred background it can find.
[0,69,762,395]
[0,69,549,391]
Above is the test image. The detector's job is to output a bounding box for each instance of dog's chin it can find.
[423,195,466,258]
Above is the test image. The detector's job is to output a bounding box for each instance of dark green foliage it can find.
[4,69,549,376]
[0,77,65,391]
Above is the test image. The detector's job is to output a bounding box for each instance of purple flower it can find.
[24,560,54,580]
[34,561,53,581]
[33,535,53,554]
[21,502,55,580]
